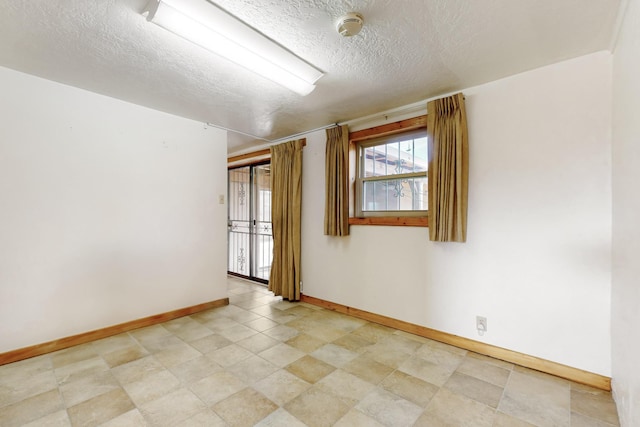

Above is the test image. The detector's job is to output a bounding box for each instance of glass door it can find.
[228,163,273,283]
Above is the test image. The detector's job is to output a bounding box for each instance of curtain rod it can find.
[223,90,464,156]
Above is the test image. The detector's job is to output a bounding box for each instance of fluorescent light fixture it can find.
[142,0,324,95]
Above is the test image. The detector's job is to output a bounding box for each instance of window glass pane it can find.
[361,133,428,178]
[362,177,428,212]
[412,137,428,173]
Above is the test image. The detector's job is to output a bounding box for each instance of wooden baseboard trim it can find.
[0,298,229,366]
[300,294,611,391]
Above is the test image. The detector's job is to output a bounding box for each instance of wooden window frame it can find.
[349,115,428,227]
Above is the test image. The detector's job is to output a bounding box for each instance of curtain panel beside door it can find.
[269,139,304,301]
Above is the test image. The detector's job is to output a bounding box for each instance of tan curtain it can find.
[324,125,350,236]
[427,93,469,242]
[269,139,304,300]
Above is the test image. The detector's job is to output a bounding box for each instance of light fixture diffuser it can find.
[142,0,324,95]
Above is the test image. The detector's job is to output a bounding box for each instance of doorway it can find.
[227,163,273,283]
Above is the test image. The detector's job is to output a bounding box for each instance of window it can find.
[356,129,428,217]
[349,115,428,226]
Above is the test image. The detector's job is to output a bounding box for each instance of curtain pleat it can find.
[324,125,350,236]
[269,139,304,300]
[427,93,469,242]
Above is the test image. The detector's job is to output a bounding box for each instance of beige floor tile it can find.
[264,309,298,324]
[189,371,246,405]
[253,370,311,406]
[190,308,226,324]
[286,333,326,353]
[355,387,424,427]
[262,324,299,341]
[129,324,172,342]
[207,343,254,367]
[255,408,307,427]
[67,388,135,427]
[456,353,512,387]
[571,386,620,425]
[0,368,58,407]
[249,303,279,317]
[22,409,71,427]
[415,341,466,369]
[271,300,297,311]
[200,316,242,332]
[51,344,97,369]
[237,333,280,353]
[154,342,201,368]
[244,317,280,332]
[139,388,206,427]
[217,323,259,342]
[54,356,109,385]
[91,333,138,355]
[513,365,573,387]
[136,334,185,354]
[110,355,164,385]
[225,308,263,324]
[175,409,227,426]
[188,333,233,354]
[398,355,457,387]
[444,371,504,408]
[494,411,537,427]
[366,346,413,369]
[2,279,623,427]
[258,343,305,368]
[393,330,432,344]
[417,388,495,427]
[285,305,317,318]
[123,369,180,406]
[100,409,148,426]
[304,325,349,342]
[102,344,148,368]
[227,355,279,384]
[213,388,278,427]
[571,412,619,427]
[0,389,64,427]
[312,343,359,368]
[466,351,515,370]
[332,333,375,353]
[285,316,319,332]
[423,339,469,356]
[319,312,367,332]
[169,355,223,384]
[316,369,376,405]
[284,387,352,427]
[499,370,571,426]
[380,370,439,408]
[164,319,214,342]
[352,323,395,342]
[375,334,423,354]
[286,355,336,383]
[343,354,395,385]
[59,370,120,407]
[334,409,385,427]
[0,354,52,382]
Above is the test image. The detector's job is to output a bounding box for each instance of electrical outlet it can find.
[476,316,487,336]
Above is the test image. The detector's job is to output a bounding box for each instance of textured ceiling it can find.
[0,0,621,152]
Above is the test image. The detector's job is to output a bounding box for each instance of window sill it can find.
[348,217,428,227]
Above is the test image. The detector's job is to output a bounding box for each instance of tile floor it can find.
[0,277,620,426]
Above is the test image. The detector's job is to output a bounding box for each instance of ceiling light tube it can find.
[143,0,324,95]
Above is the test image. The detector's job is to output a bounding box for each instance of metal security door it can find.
[228,163,273,283]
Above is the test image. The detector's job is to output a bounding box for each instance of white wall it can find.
[302,52,612,376]
[612,0,640,424]
[0,67,228,353]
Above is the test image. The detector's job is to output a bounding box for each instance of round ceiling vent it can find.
[336,12,364,37]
